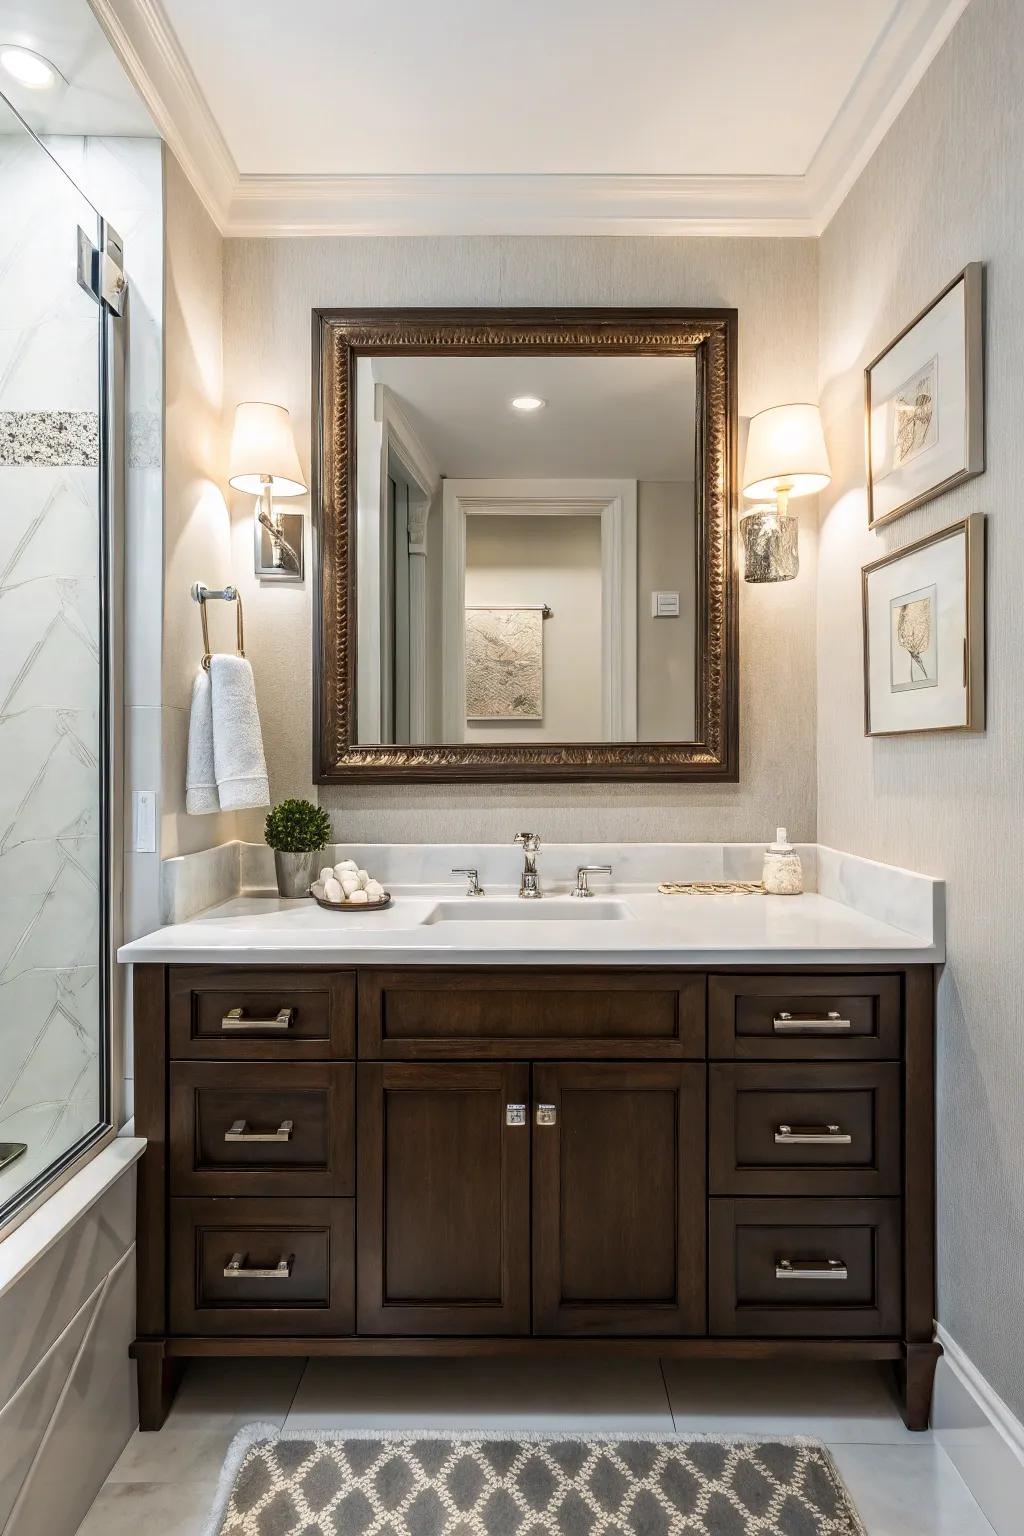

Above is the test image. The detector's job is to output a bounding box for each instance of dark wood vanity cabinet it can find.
[132,963,938,1434]
[531,1063,706,1337]
[356,1062,531,1335]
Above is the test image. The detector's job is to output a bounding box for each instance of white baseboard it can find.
[933,1326,1024,1536]
[935,1325,1024,1464]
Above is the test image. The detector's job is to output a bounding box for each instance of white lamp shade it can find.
[742,402,831,500]
[228,402,306,497]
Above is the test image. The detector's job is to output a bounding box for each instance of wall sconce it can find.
[741,402,831,582]
[228,402,307,581]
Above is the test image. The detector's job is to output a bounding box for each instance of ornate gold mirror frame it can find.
[312,308,738,783]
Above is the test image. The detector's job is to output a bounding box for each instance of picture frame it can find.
[465,606,545,722]
[862,514,985,737]
[864,263,984,530]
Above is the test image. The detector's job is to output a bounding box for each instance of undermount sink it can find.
[421,898,633,924]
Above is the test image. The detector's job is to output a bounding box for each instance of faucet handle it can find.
[451,867,484,896]
[514,831,540,852]
[573,864,613,898]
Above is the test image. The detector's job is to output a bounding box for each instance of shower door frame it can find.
[0,190,125,1237]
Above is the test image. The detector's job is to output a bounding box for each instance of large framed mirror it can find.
[313,308,737,782]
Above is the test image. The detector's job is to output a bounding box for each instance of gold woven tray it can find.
[658,880,766,895]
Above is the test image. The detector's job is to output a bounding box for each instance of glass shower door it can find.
[0,100,113,1223]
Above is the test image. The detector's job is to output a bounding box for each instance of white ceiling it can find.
[160,0,896,178]
[87,0,971,233]
[367,355,697,479]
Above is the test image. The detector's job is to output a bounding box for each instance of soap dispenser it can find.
[763,827,803,895]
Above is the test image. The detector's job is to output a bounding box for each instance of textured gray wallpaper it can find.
[221,235,819,845]
[817,0,1024,1417]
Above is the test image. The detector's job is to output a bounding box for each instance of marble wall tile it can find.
[0,126,109,1210]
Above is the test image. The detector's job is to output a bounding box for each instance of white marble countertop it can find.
[118,880,943,967]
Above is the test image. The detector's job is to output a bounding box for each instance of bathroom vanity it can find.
[123,852,941,1434]
[122,308,940,1434]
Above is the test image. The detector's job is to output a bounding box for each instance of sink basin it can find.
[421,899,633,924]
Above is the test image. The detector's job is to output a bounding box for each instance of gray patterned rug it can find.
[206,1428,867,1536]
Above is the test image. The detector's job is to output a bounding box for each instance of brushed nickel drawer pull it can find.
[775,1258,848,1281]
[506,1104,527,1126]
[223,1252,293,1280]
[221,1006,294,1032]
[225,1118,294,1143]
[775,1123,852,1145]
[536,1104,557,1126]
[773,1011,852,1033]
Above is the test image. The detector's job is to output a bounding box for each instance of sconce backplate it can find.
[255,508,304,582]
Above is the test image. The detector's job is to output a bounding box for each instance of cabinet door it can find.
[357,1063,530,1334]
[532,1063,706,1335]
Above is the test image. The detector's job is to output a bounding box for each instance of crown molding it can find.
[227,173,818,237]
[88,0,235,226]
[90,0,971,239]
[806,0,973,229]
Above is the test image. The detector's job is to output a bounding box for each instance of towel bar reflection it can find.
[191,580,245,670]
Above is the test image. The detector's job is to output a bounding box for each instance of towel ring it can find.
[191,581,245,671]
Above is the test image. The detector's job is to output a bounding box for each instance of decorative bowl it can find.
[310,882,392,913]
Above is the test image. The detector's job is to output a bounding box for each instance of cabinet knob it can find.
[536,1104,557,1126]
[505,1104,526,1126]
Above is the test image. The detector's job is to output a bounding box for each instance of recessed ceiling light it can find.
[0,46,60,90]
[510,395,546,412]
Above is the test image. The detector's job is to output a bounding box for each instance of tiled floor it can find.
[75,1358,997,1536]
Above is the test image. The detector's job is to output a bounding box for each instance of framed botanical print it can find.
[865,263,984,529]
[862,515,984,736]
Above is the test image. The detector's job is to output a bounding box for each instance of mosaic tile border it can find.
[0,411,99,468]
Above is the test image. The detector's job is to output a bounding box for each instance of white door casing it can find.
[441,478,638,743]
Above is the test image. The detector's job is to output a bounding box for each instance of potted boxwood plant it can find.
[264,798,332,898]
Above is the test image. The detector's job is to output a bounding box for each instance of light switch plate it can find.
[132,790,156,853]
[651,591,680,618]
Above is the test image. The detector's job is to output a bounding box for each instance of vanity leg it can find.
[896,1340,941,1430]
[133,1339,183,1431]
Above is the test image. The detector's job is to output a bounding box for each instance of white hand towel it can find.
[209,653,270,812]
[185,665,219,815]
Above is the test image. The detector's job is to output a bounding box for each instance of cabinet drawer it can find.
[710,1063,900,1196]
[709,975,900,1060]
[169,1197,354,1336]
[709,1198,901,1337]
[170,968,354,1059]
[359,970,705,1058]
[170,1063,354,1196]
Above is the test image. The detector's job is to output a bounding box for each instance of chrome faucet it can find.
[514,832,542,898]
